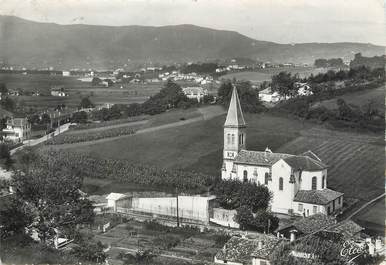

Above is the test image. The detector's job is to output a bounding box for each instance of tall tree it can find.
[271,71,298,98]
[12,157,94,244]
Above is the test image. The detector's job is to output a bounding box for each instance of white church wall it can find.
[234,164,270,185]
[271,160,294,214]
[299,170,326,191]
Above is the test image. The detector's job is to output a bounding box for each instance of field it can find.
[353,198,385,236]
[220,71,271,83]
[314,86,384,110]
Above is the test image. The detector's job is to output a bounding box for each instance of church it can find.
[221,87,344,217]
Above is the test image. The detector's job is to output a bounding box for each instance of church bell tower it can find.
[222,85,246,179]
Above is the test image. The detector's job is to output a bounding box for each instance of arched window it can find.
[322,175,325,189]
[279,177,283,191]
[227,134,231,144]
[231,134,235,145]
[265,172,269,185]
[312,177,317,190]
[243,170,248,182]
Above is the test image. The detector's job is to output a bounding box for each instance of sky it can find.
[0,0,385,45]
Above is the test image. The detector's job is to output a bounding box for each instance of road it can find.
[10,123,71,155]
[345,193,385,220]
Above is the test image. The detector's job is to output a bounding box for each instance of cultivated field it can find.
[220,71,271,83]
[353,198,385,236]
[314,86,384,111]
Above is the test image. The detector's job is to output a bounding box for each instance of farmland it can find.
[314,85,384,111]
[353,198,385,236]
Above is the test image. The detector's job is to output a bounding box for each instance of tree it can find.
[271,71,299,98]
[0,197,33,239]
[0,83,8,94]
[234,205,254,230]
[79,97,94,109]
[41,113,51,125]
[91,77,102,86]
[0,143,13,170]
[71,238,107,264]
[0,97,15,112]
[12,157,95,244]
[72,111,88,124]
[253,209,279,233]
[217,80,264,113]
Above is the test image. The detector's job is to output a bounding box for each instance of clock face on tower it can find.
[227,151,235,158]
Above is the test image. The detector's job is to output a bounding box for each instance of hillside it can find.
[0,15,384,69]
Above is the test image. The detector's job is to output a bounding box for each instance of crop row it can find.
[46,127,137,145]
[38,150,217,193]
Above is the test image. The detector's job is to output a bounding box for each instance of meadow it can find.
[353,198,385,236]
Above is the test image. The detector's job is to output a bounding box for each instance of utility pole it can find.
[176,187,180,227]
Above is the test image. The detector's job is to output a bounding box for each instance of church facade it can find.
[221,87,344,217]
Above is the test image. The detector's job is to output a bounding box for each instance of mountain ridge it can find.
[0,15,384,70]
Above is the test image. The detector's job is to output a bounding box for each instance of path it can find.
[10,123,71,155]
[344,193,385,220]
[40,106,226,149]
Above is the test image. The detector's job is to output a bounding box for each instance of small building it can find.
[51,87,68,97]
[62,71,71,77]
[106,193,131,212]
[2,118,31,142]
[258,87,281,103]
[295,82,313,96]
[214,235,283,265]
[182,87,208,102]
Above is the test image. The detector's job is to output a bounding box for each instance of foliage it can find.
[217,79,264,113]
[71,238,107,264]
[71,111,88,124]
[181,62,218,74]
[350,53,386,70]
[71,115,147,130]
[0,97,15,112]
[46,126,137,144]
[79,97,95,109]
[121,249,155,265]
[0,143,13,170]
[0,83,8,94]
[0,197,33,239]
[213,179,272,212]
[41,113,51,124]
[271,71,299,98]
[38,150,216,193]
[12,156,95,243]
[234,205,254,230]
[91,77,102,86]
[153,234,180,249]
[314,58,345,68]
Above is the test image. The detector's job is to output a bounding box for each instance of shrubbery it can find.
[71,115,148,130]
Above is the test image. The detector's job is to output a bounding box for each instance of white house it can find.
[182,87,208,102]
[258,87,281,103]
[295,82,313,96]
[222,86,343,216]
[2,118,31,142]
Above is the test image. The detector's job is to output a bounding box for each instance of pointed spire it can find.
[224,85,246,128]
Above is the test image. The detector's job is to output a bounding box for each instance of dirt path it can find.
[345,193,385,220]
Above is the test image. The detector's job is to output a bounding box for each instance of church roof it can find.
[294,189,344,205]
[224,86,246,128]
[283,155,327,171]
[234,149,327,171]
[234,150,292,166]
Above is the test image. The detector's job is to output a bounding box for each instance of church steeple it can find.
[224,85,246,128]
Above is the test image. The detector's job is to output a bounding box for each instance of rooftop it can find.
[277,214,336,235]
[224,86,246,128]
[215,235,282,264]
[234,150,292,167]
[283,155,327,171]
[326,220,363,239]
[294,189,344,205]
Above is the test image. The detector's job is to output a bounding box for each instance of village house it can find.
[1,117,31,142]
[258,87,281,103]
[182,86,208,102]
[222,87,344,216]
[51,87,68,97]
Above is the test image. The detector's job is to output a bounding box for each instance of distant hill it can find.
[0,15,384,70]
